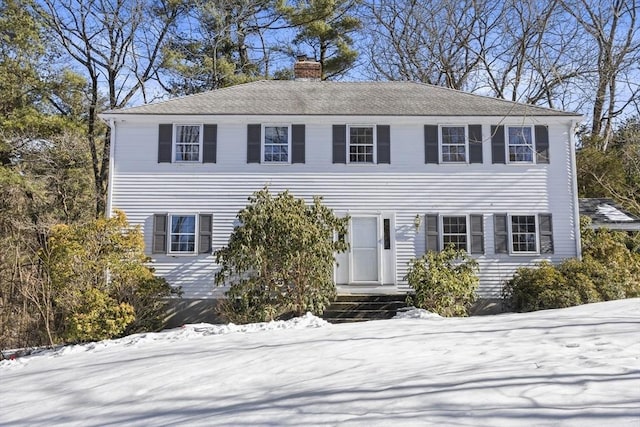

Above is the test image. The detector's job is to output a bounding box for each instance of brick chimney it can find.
[293,55,322,81]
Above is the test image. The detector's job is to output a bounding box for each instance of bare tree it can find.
[365,0,500,90]
[559,0,640,149]
[478,0,587,110]
[35,0,182,215]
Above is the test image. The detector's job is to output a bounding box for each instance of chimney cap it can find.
[296,54,309,61]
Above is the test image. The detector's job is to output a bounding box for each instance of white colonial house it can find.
[100,59,582,321]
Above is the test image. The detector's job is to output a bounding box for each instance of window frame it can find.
[506,125,535,164]
[173,124,203,163]
[261,124,292,164]
[168,214,198,255]
[347,124,376,164]
[440,215,469,252]
[509,214,538,254]
[439,125,468,163]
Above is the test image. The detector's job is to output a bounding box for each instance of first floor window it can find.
[441,126,466,162]
[511,215,536,252]
[442,215,467,250]
[170,215,196,253]
[426,213,484,254]
[349,126,374,163]
[508,126,533,163]
[264,125,289,162]
[175,125,201,162]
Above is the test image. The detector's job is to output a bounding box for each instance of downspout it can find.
[105,118,117,219]
[569,119,582,260]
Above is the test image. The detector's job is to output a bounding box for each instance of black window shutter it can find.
[494,213,508,253]
[247,124,261,163]
[291,124,305,164]
[198,214,212,254]
[468,124,483,164]
[424,125,439,164]
[203,124,217,163]
[377,125,391,164]
[152,214,167,254]
[158,124,172,163]
[332,125,346,163]
[538,213,554,254]
[425,214,440,252]
[535,125,550,164]
[470,214,485,254]
[491,125,506,164]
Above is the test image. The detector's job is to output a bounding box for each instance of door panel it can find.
[351,216,379,282]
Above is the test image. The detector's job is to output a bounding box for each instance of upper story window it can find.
[349,126,374,163]
[169,214,196,254]
[441,126,467,163]
[174,125,202,162]
[507,126,533,163]
[263,125,290,163]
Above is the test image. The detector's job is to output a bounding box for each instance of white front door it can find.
[350,216,380,283]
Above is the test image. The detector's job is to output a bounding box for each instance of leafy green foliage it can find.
[405,246,479,317]
[502,261,580,312]
[161,0,268,94]
[279,0,362,79]
[63,288,135,343]
[118,276,181,335]
[577,117,640,215]
[579,216,640,299]
[44,211,177,343]
[215,188,348,323]
[502,217,640,312]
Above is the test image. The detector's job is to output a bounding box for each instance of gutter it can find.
[569,119,582,260]
[105,118,117,218]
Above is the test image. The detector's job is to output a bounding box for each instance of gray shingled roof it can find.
[104,80,580,117]
[579,198,640,231]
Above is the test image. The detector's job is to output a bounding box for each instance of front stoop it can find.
[322,294,409,323]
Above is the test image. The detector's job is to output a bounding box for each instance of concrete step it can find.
[322,294,409,324]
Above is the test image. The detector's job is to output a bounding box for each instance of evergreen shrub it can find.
[405,245,479,316]
[215,188,349,323]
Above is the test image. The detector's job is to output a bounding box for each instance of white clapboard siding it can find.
[109,118,579,299]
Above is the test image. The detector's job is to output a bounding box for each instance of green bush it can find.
[63,288,135,343]
[502,261,581,312]
[45,211,176,343]
[580,217,640,299]
[556,258,600,303]
[117,276,181,335]
[215,188,349,323]
[405,246,479,317]
[502,217,640,312]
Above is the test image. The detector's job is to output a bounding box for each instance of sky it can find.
[2,299,639,426]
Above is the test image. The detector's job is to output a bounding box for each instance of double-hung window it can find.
[495,213,553,255]
[425,214,484,254]
[153,213,212,255]
[174,125,202,162]
[510,215,537,253]
[441,126,466,162]
[349,126,375,163]
[263,125,290,163]
[169,214,196,254]
[442,216,467,250]
[507,126,534,163]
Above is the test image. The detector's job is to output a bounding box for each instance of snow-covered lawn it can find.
[1,299,639,426]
